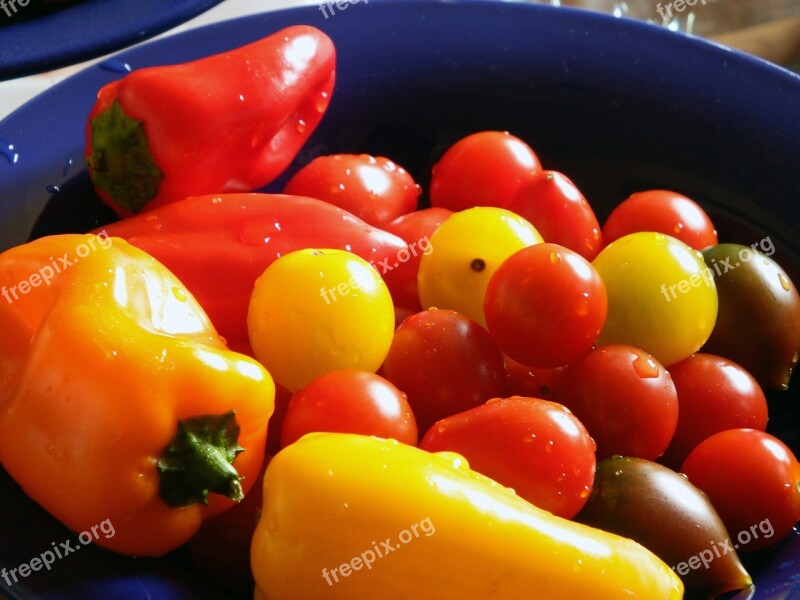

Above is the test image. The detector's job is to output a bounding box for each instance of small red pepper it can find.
[85,25,336,216]
[97,193,416,354]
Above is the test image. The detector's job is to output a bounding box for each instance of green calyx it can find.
[158,410,245,508]
[86,99,163,212]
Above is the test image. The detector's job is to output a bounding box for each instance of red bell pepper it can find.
[97,193,416,354]
[85,25,335,216]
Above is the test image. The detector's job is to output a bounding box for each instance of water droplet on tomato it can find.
[296,119,307,134]
[632,355,659,378]
[549,251,561,265]
[779,273,791,291]
[172,287,187,302]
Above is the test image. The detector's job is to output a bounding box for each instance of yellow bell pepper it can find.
[251,433,683,599]
[0,234,274,556]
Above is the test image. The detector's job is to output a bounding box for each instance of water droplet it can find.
[315,91,330,113]
[62,157,74,177]
[99,57,132,73]
[0,140,19,164]
[296,119,307,134]
[632,355,659,378]
[779,273,791,291]
[45,184,60,194]
[549,251,561,264]
[172,287,187,302]
[673,223,684,234]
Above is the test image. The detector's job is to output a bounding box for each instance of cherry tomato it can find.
[418,207,543,327]
[660,353,768,469]
[280,369,417,447]
[247,248,395,391]
[484,243,607,368]
[552,344,678,461]
[283,154,420,227]
[503,354,565,399]
[420,396,596,519]
[681,429,800,552]
[507,170,603,261]
[381,308,507,434]
[702,243,800,390]
[592,232,718,366]
[429,131,541,212]
[602,190,718,251]
[383,207,453,311]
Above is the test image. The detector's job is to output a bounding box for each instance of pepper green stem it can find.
[86,99,163,212]
[158,410,245,508]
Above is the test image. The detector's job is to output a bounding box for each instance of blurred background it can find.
[549,0,800,36]
[0,0,798,121]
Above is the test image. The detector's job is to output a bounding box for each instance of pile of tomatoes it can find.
[236,130,800,590]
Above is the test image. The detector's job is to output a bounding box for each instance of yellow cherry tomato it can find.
[247,248,394,391]
[417,207,543,326]
[592,232,718,366]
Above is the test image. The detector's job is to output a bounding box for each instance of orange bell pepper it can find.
[0,233,275,557]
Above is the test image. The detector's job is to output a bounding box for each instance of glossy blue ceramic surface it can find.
[0,0,223,79]
[0,1,799,598]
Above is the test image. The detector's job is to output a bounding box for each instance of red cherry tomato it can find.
[283,154,420,227]
[384,207,452,311]
[280,369,418,447]
[429,131,541,212]
[602,190,718,251]
[503,354,565,400]
[681,429,800,552]
[552,344,678,461]
[420,396,596,519]
[484,243,607,368]
[381,308,507,434]
[507,170,603,261]
[660,353,768,468]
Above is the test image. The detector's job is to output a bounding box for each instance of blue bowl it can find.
[1,1,799,598]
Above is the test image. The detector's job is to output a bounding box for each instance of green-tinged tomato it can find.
[576,456,752,600]
[417,207,543,327]
[701,243,800,390]
[247,248,395,391]
[592,232,717,366]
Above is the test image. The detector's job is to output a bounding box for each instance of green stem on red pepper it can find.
[86,99,163,212]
